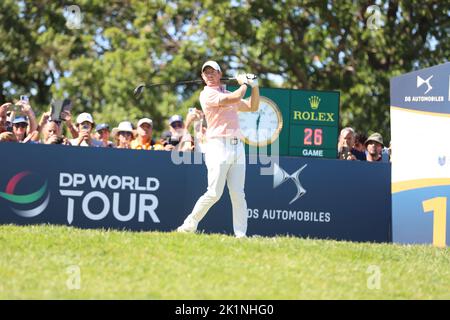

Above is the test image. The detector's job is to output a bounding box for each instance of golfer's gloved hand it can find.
[236,73,258,88]
[245,73,258,88]
[235,74,248,86]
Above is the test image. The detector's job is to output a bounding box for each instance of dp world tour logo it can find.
[0,171,50,217]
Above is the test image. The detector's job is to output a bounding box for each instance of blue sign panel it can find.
[0,143,391,242]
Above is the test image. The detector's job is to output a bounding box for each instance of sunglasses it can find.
[14,123,28,128]
[171,122,183,129]
[119,131,132,136]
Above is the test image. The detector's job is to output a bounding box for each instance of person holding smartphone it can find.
[39,106,78,139]
[161,114,194,152]
[0,102,11,133]
[69,112,102,147]
[8,96,38,142]
[337,127,366,161]
[59,99,79,139]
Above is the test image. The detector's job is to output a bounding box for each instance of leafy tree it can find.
[1,0,448,140]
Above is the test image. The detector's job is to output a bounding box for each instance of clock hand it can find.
[256,110,262,131]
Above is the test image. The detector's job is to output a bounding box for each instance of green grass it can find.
[0,224,448,299]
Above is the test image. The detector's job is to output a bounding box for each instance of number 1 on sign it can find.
[422,197,447,247]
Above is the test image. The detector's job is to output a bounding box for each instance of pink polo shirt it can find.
[199,85,242,139]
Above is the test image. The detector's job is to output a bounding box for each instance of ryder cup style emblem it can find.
[0,172,50,217]
[273,163,307,204]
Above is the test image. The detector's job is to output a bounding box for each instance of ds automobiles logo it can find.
[0,171,50,217]
[273,163,307,204]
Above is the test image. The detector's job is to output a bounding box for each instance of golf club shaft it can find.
[144,77,236,88]
[134,75,257,98]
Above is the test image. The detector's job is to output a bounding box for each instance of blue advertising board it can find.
[0,143,391,242]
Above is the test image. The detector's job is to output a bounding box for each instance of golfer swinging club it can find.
[177,61,260,238]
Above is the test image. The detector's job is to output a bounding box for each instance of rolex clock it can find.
[239,96,283,146]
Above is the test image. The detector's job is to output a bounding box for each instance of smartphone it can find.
[62,99,72,112]
[50,99,63,122]
[20,95,29,102]
[340,146,351,160]
[60,99,72,121]
[188,107,196,114]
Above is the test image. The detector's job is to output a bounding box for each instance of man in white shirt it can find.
[69,113,102,147]
[177,61,260,238]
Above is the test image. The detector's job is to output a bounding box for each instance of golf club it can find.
[133,75,257,98]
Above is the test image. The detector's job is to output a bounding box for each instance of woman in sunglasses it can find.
[112,121,135,149]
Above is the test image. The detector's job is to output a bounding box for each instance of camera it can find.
[168,135,180,146]
[45,135,65,145]
[54,136,65,144]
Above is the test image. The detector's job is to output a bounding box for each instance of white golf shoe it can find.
[176,220,197,233]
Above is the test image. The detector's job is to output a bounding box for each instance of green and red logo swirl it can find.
[0,171,50,217]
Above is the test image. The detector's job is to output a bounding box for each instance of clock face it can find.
[239,96,283,146]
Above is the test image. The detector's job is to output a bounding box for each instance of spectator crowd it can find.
[0,99,390,162]
[337,127,391,162]
[0,99,205,152]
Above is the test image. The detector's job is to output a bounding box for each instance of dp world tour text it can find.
[58,173,160,224]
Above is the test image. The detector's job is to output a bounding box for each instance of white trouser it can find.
[183,137,247,237]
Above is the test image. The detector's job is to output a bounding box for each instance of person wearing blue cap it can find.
[8,98,38,142]
[95,123,114,148]
[162,114,193,152]
[12,116,31,142]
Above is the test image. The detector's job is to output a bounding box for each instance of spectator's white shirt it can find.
[69,138,103,147]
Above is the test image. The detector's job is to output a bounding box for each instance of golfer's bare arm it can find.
[218,85,260,113]
[238,86,260,112]
[218,85,247,106]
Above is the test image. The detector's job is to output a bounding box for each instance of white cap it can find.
[202,60,221,73]
[112,121,135,138]
[137,118,153,128]
[76,112,94,124]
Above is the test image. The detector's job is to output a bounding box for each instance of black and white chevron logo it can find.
[273,163,307,205]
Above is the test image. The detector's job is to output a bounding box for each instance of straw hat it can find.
[111,121,135,138]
